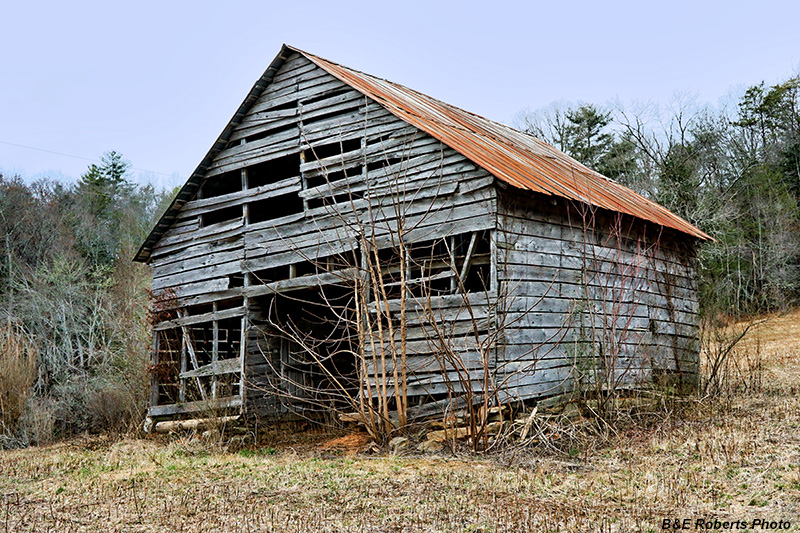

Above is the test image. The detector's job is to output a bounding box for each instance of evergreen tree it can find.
[562,105,615,169]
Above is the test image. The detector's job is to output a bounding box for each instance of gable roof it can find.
[135,44,709,262]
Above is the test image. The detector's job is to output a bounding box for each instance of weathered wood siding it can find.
[148,53,498,418]
[494,190,700,401]
[146,52,701,421]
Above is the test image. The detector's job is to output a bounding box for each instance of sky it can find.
[2,0,799,190]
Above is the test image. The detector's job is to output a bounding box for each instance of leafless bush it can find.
[700,315,761,399]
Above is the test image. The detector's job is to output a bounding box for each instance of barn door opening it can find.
[249,285,357,417]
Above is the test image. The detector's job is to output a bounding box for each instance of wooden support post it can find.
[239,266,250,415]
[490,229,498,292]
[241,166,249,224]
[212,302,219,400]
[179,328,187,402]
[299,149,309,212]
[449,236,457,293]
[459,232,479,282]
[150,332,160,408]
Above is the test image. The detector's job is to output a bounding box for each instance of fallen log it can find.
[153,415,241,434]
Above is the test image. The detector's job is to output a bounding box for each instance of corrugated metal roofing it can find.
[134,44,709,262]
[292,45,710,242]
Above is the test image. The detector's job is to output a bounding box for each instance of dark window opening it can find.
[464,263,490,293]
[202,205,242,227]
[306,138,362,162]
[200,171,241,199]
[254,286,358,410]
[154,328,182,405]
[249,192,304,223]
[227,273,245,288]
[305,165,363,189]
[188,322,214,366]
[264,99,297,112]
[187,303,213,316]
[307,190,364,210]
[294,260,318,278]
[216,318,241,360]
[247,153,300,189]
[251,265,292,284]
[217,297,243,311]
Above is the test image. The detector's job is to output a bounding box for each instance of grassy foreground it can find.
[1,313,799,532]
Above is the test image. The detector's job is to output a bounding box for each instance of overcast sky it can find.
[2,0,798,190]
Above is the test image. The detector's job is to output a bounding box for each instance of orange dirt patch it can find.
[316,432,372,455]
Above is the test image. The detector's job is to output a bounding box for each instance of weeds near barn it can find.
[2,311,799,532]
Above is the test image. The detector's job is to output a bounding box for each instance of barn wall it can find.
[147,53,498,419]
[494,190,700,402]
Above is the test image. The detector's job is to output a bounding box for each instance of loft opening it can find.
[247,153,301,189]
[202,205,242,227]
[306,138,362,162]
[249,191,304,223]
[200,170,241,199]
[305,164,364,190]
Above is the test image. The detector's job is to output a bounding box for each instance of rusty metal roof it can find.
[135,45,709,262]
[292,45,710,241]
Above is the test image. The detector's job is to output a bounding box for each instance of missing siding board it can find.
[248,153,301,188]
[216,372,242,397]
[217,297,244,310]
[249,192,304,223]
[245,122,298,144]
[306,190,364,210]
[187,303,213,316]
[306,138,362,161]
[251,265,291,284]
[305,165,363,189]
[264,99,298,112]
[202,205,242,227]
[201,170,242,199]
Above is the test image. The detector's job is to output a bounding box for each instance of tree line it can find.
[0,152,173,444]
[515,77,800,315]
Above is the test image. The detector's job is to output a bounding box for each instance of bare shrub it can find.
[700,315,761,399]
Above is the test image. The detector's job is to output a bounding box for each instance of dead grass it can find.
[0,324,37,434]
[1,312,799,532]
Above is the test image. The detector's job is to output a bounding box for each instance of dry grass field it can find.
[1,312,799,532]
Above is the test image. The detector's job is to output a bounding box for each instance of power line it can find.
[0,139,174,177]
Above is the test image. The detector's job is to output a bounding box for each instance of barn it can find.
[135,45,710,426]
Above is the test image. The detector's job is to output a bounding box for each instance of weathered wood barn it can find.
[135,44,710,424]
